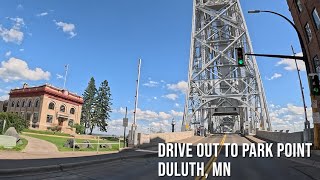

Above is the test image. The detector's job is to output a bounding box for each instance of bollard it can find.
[97,136,100,153]
[118,138,121,151]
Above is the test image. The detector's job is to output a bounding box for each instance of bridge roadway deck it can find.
[1,134,320,180]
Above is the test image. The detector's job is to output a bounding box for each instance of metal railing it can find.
[72,136,121,152]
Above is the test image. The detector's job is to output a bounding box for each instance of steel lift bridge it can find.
[182,0,272,135]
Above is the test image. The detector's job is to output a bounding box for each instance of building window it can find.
[296,0,303,13]
[68,119,74,127]
[47,115,53,123]
[11,101,15,107]
[60,105,66,112]
[22,100,25,107]
[305,23,312,42]
[313,9,320,30]
[35,100,40,108]
[16,100,20,107]
[28,100,32,107]
[48,102,55,110]
[32,112,39,123]
[26,112,32,122]
[70,108,75,114]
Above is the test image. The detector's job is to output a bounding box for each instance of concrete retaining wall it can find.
[138,131,194,146]
[256,130,304,143]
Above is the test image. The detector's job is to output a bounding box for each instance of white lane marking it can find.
[135,149,158,153]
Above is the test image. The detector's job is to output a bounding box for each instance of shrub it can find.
[72,123,85,134]
[0,112,29,133]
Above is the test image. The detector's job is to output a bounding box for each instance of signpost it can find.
[123,107,128,147]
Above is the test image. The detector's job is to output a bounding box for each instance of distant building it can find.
[287,0,320,74]
[7,83,83,133]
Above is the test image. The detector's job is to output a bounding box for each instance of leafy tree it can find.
[0,112,29,133]
[81,77,97,134]
[72,123,86,134]
[90,80,112,134]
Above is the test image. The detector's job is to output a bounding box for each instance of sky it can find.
[0,0,311,135]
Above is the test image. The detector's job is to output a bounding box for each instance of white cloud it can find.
[0,17,25,44]
[0,57,51,82]
[0,95,9,101]
[170,110,183,117]
[54,21,77,38]
[162,93,178,100]
[266,73,282,80]
[5,51,11,57]
[175,103,180,107]
[270,103,312,132]
[56,74,64,79]
[16,4,23,10]
[143,80,159,87]
[276,52,306,71]
[19,49,24,52]
[167,81,188,94]
[153,97,157,100]
[36,12,49,17]
[0,27,24,44]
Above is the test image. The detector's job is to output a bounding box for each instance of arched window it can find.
[28,100,32,107]
[48,102,55,110]
[16,100,20,107]
[22,100,25,107]
[70,108,75,114]
[60,105,66,112]
[35,100,40,108]
[11,101,15,107]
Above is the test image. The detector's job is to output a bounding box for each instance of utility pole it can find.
[291,45,310,141]
[123,107,128,147]
[129,59,141,146]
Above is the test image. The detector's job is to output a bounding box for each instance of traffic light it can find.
[312,75,320,96]
[236,48,245,66]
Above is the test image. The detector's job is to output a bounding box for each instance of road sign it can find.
[123,118,128,127]
[312,100,318,108]
[313,112,320,124]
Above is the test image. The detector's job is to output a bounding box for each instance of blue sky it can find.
[0,0,311,134]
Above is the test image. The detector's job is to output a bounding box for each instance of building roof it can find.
[9,84,83,105]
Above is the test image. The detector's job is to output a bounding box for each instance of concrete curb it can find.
[0,152,157,176]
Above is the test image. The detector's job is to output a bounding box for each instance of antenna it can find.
[63,64,69,90]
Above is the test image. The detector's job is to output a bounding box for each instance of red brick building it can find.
[7,84,83,134]
[287,0,320,74]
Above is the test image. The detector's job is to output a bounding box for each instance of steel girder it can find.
[182,0,271,133]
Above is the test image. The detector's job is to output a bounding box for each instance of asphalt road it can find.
[1,134,320,180]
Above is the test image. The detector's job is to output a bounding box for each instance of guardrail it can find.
[72,136,121,152]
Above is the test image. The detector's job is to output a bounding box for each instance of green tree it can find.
[81,77,97,134]
[91,80,112,134]
[0,112,29,133]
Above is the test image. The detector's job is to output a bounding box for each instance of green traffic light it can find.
[314,87,319,93]
[238,59,244,65]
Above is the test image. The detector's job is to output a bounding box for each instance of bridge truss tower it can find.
[182,0,271,134]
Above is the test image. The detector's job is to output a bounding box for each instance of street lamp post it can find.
[248,10,314,144]
[171,118,175,132]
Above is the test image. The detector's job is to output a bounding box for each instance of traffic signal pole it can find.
[248,10,319,148]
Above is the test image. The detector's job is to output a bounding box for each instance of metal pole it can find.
[124,107,127,148]
[97,136,100,153]
[133,59,141,125]
[63,64,69,90]
[291,45,310,132]
[2,120,6,134]
[130,59,141,146]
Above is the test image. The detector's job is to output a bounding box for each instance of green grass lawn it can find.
[0,137,28,151]
[22,129,72,137]
[25,134,123,151]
